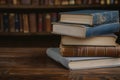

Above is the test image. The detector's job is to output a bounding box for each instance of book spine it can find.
[3,13,9,32]
[60,46,120,57]
[92,11,119,25]
[15,13,21,32]
[29,13,37,33]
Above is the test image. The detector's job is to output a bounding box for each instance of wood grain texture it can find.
[0,48,120,80]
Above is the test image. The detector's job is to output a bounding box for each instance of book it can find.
[3,13,9,32]
[61,35,118,46]
[60,45,120,57]
[47,48,120,70]
[9,13,15,32]
[52,22,120,38]
[22,14,29,33]
[21,0,31,5]
[15,13,21,32]
[59,10,119,26]
[29,13,37,33]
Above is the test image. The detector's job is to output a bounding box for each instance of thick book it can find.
[60,45,120,57]
[52,22,120,38]
[47,48,120,70]
[59,10,119,26]
[61,35,118,46]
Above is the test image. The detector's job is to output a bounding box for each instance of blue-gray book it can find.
[52,22,120,38]
[47,48,120,70]
[60,10,119,26]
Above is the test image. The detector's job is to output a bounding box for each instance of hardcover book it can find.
[29,13,37,33]
[60,45,120,57]
[15,14,21,32]
[59,10,119,26]
[47,48,120,70]
[3,13,9,32]
[61,35,118,46]
[52,22,120,38]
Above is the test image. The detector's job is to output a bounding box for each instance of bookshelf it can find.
[0,0,120,80]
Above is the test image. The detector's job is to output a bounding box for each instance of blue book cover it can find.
[15,13,20,32]
[60,10,119,26]
[52,22,120,38]
[3,13,9,32]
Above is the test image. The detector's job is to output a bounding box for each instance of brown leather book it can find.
[9,13,15,32]
[13,0,21,5]
[60,45,120,57]
[61,0,69,5]
[44,13,51,32]
[22,14,29,33]
[38,13,43,32]
[75,0,82,5]
[54,0,61,5]
[29,13,37,33]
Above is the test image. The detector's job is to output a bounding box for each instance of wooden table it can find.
[0,55,120,80]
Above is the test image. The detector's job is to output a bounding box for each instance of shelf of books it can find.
[0,0,120,36]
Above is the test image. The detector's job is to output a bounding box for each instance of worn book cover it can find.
[60,10,119,26]
[60,45,120,57]
[52,22,120,38]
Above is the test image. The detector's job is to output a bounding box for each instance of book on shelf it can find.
[59,10,119,26]
[29,13,37,33]
[22,14,29,33]
[38,13,43,32]
[9,13,15,32]
[15,13,21,32]
[3,13,9,32]
[60,45,120,57]
[61,35,118,46]
[21,0,31,5]
[47,48,120,70]
[52,22,120,38]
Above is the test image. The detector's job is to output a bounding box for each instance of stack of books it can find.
[47,10,120,70]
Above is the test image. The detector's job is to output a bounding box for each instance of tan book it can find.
[61,0,69,5]
[13,0,20,5]
[44,13,51,32]
[61,35,118,46]
[54,0,61,5]
[69,0,75,5]
[22,14,29,33]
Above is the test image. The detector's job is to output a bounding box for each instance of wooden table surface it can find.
[0,48,120,80]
